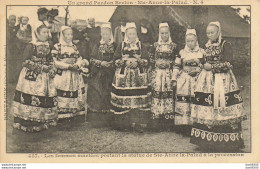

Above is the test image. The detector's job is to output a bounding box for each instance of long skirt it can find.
[150,67,174,130]
[111,66,151,130]
[175,71,197,126]
[54,69,86,120]
[87,69,114,127]
[12,67,57,132]
[190,69,247,151]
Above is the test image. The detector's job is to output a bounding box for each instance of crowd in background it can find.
[7,7,247,153]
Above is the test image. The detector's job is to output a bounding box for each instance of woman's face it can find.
[38,27,49,42]
[186,34,197,50]
[101,28,111,42]
[206,25,219,41]
[126,28,137,42]
[21,17,29,25]
[38,13,47,21]
[63,28,73,43]
[160,27,170,42]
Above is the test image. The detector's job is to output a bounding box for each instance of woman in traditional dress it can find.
[111,22,150,131]
[173,29,204,134]
[87,23,117,127]
[52,26,87,121]
[12,24,57,132]
[149,22,178,131]
[190,22,247,152]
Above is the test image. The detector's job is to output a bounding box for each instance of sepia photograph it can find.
[4,4,252,155]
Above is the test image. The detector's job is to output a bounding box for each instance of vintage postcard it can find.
[0,0,259,163]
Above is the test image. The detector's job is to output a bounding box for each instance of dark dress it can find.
[139,26,155,48]
[73,28,91,60]
[87,42,117,127]
[190,39,247,152]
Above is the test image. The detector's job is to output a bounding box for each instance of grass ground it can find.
[5,74,250,153]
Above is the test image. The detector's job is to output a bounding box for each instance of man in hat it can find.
[81,18,101,52]
[113,16,127,45]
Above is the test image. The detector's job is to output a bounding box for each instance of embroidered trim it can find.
[111,85,149,96]
[122,41,141,56]
[13,123,47,132]
[32,44,51,58]
[191,127,243,142]
[110,100,150,109]
[152,113,174,120]
[111,107,150,115]
[57,89,78,98]
[152,90,173,99]
[176,95,194,103]
[211,62,232,73]
[112,83,148,90]
[58,53,80,59]
[110,109,129,115]
[192,115,247,126]
[13,115,57,123]
[204,40,228,63]
[13,117,57,133]
[13,90,56,108]
[193,90,243,107]
[99,43,115,54]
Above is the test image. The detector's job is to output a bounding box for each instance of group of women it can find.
[11,20,247,152]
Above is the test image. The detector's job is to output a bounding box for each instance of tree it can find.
[65,6,69,26]
[243,15,250,23]
[234,7,241,14]
[232,6,250,24]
